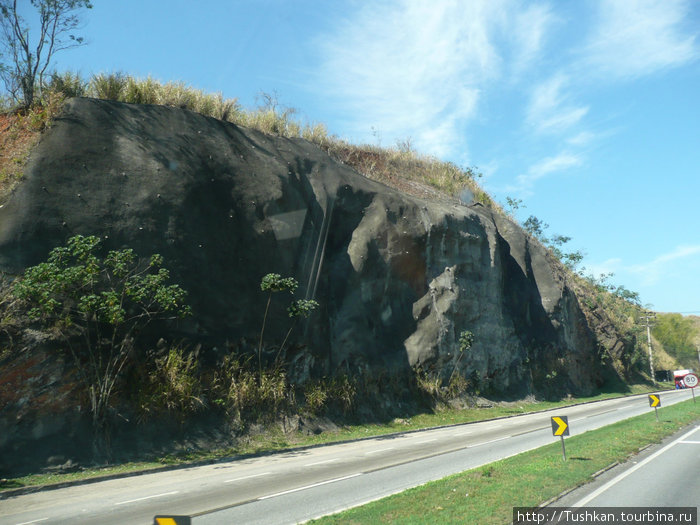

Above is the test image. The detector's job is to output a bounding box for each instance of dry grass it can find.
[40,72,489,204]
[0,112,41,204]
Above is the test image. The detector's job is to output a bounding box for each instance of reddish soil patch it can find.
[0,112,41,203]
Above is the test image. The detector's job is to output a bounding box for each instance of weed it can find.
[48,71,88,98]
[123,76,160,105]
[139,345,205,422]
[304,380,329,414]
[90,72,128,100]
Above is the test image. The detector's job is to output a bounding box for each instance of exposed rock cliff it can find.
[0,98,612,397]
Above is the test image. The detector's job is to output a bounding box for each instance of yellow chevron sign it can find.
[551,416,569,436]
[648,394,661,407]
[154,517,191,525]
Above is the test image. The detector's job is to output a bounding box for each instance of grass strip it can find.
[310,399,700,525]
[0,384,673,492]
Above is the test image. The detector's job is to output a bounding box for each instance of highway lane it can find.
[0,389,695,525]
[552,422,700,509]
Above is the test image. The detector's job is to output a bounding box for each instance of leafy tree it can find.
[523,215,584,271]
[0,0,92,108]
[275,298,318,363]
[257,273,319,372]
[504,196,525,216]
[613,284,641,306]
[523,215,549,239]
[13,235,190,444]
[653,313,698,368]
[258,273,298,374]
[449,329,474,384]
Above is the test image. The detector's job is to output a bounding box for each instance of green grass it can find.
[0,384,672,493]
[310,399,700,525]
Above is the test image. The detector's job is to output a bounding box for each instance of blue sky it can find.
[20,0,700,314]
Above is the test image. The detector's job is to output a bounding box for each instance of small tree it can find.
[258,273,297,375]
[449,330,474,384]
[0,0,92,108]
[504,196,525,216]
[275,298,318,364]
[13,235,190,448]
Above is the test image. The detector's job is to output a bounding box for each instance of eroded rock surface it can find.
[0,98,607,399]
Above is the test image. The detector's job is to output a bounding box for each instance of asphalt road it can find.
[552,421,700,509]
[0,389,696,525]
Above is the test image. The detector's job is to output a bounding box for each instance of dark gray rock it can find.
[0,97,609,400]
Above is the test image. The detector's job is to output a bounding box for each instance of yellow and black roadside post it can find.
[551,416,569,461]
[154,516,191,525]
[648,394,661,422]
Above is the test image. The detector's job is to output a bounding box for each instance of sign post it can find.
[683,373,698,404]
[648,394,661,422]
[551,416,569,461]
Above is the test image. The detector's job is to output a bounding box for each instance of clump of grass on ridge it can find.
[43,71,487,203]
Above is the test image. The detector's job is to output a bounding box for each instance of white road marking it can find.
[224,472,271,483]
[589,409,616,417]
[366,447,395,455]
[114,490,179,506]
[259,473,363,500]
[679,440,700,444]
[573,425,700,507]
[305,458,340,466]
[15,519,49,525]
[454,430,473,436]
[472,436,511,447]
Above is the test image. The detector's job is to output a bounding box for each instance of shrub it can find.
[89,72,128,100]
[157,81,197,108]
[48,71,87,98]
[123,76,160,105]
[304,380,329,414]
[211,355,291,423]
[140,345,204,422]
[13,235,191,441]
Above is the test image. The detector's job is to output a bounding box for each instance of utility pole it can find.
[640,313,657,383]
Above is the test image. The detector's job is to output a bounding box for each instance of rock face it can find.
[0,98,608,398]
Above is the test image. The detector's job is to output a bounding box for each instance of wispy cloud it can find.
[526,74,589,134]
[629,245,700,285]
[566,131,596,146]
[315,1,500,157]
[507,151,584,195]
[510,4,558,75]
[584,258,623,278]
[314,0,556,159]
[582,0,698,80]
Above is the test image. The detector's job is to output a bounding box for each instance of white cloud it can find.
[629,245,700,285]
[510,4,557,75]
[566,131,596,146]
[506,151,584,195]
[526,74,589,134]
[314,0,559,159]
[582,0,698,79]
[315,1,502,157]
[584,258,623,278]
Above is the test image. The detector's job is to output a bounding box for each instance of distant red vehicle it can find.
[674,369,695,389]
